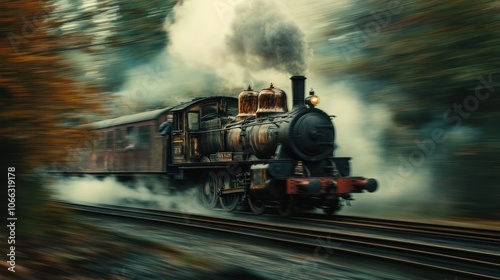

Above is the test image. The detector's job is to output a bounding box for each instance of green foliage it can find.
[51,0,177,91]
[341,0,500,108]
[334,0,500,218]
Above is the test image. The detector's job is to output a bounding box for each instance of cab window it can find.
[227,99,238,116]
[174,113,184,131]
[201,103,217,118]
[188,112,199,131]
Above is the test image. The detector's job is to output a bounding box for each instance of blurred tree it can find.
[0,0,105,235]
[1,0,179,167]
[331,0,500,218]
[51,0,177,92]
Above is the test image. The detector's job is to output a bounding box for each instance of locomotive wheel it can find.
[200,171,218,209]
[322,198,341,216]
[218,171,240,212]
[247,198,266,215]
[278,196,295,217]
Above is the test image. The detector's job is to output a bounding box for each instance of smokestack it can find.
[291,75,306,110]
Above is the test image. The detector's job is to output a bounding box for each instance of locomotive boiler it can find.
[75,75,377,216]
[226,76,335,161]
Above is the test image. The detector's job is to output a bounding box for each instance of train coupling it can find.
[350,177,378,193]
[285,177,378,195]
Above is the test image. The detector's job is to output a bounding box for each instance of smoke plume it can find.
[225,0,310,75]
[165,0,310,88]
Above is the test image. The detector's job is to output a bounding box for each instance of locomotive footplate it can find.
[219,187,245,195]
[286,177,378,195]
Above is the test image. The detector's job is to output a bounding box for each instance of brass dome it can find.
[236,85,259,120]
[256,83,288,117]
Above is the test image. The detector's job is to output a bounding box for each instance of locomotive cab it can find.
[167,97,238,168]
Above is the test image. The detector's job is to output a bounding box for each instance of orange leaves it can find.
[1,0,106,170]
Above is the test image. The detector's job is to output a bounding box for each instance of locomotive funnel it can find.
[291,75,306,110]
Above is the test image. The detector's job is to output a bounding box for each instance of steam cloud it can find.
[309,78,442,219]
[225,0,310,75]
[116,0,312,110]
[51,176,209,214]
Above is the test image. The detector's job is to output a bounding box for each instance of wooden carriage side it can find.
[81,107,172,173]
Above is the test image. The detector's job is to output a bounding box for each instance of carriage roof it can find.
[85,96,236,130]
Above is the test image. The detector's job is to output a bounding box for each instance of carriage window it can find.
[188,112,199,130]
[126,126,135,136]
[96,131,105,150]
[106,131,114,150]
[137,126,151,149]
[115,129,122,149]
[201,103,217,118]
[126,126,136,148]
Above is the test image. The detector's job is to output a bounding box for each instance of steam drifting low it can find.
[51,176,208,214]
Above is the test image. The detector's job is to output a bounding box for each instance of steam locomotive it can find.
[75,76,377,216]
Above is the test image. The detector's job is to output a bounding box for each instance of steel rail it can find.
[290,214,500,243]
[55,201,500,280]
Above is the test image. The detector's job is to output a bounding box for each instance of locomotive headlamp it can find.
[309,95,320,105]
[305,88,320,107]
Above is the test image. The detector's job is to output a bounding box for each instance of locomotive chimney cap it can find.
[291,75,307,110]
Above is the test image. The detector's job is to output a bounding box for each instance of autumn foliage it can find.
[0,1,108,238]
[0,0,105,170]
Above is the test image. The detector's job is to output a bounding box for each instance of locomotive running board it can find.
[220,187,245,195]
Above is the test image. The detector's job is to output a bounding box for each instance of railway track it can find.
[288,213,500,243]
[56,201,500,280]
